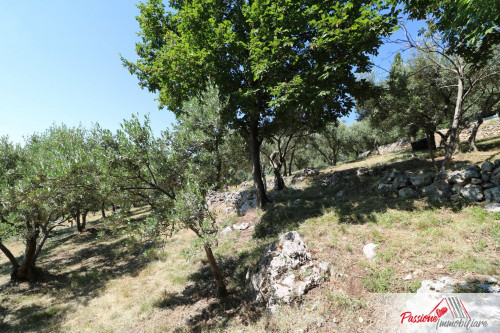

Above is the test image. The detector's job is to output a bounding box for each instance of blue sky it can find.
[0,1,423,143]
[0,0,172,143]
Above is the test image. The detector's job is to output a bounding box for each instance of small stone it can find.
[464,169,481,180]
[449,171,466,185]
[378,183,394,193]
[460,184,484,201]
[436,170,450,181]
[393,174,411,189]
[485,203,500,212]
[417,277,459,293]
[359,317,364,323]
[363,243,378,260]
[485,187,500,203]
[451,184,463,193]
[490,175,500,186]
[437,264,444,269]
[467,164,481,172]
[220,226,232,235]
[482,173,491,182]
[399,187,417,198]
[403,274,412,280]
[316,317,325,328]
[487,276,498,284]
[422,180,451,201]
[481,161,495,172]
[482,182,496,189]
[233,222,250,230]
[470,178,483,185]
[410,173,434,187]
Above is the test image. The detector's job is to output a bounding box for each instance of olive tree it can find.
[101,85,241,296]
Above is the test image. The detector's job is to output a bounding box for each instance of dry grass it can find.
[1,135,499,332]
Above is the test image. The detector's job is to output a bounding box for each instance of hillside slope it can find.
[1,134,499,333]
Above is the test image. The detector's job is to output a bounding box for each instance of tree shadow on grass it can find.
[255,158,469,239]
[0,214,156,332]
[152,244,269,332]
[0,302,70,333]
[462,136,500,153]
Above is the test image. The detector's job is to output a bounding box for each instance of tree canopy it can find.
[123,0,399,206]
[399,0,500,63]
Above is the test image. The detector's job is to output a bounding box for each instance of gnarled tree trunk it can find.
[249,119,268,207]
[272,168,285,191]
[468,118,483,152]
[14,221,40,281]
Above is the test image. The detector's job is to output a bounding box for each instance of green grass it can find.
[361,266,396,292]
[449,254,496,275]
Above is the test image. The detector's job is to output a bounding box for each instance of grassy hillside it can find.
[1,136,499,332]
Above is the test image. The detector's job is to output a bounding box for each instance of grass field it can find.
[1,136,499,332]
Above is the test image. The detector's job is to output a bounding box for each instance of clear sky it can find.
[0,0,174,144]
[0,1,423,143]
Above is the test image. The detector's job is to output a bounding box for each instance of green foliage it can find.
[309,119,380,165]
[400,0,500,63]
[0,125,117,278]
[101,83,242,252]
[357,52,454,143]
[125,0,398,121]
[123,0,400,204]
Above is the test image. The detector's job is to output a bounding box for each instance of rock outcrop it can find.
[250,231,329,311]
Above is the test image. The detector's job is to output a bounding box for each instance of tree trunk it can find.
[441,76,464,171]
[75,210,84,233]
[283,158,287,178]
[288,148,295,176]
[0,240,20,279]
[436,130,448,148]
[425,129,438,172]
[261,163,267,193]
[273,167,285,191]
[82,211,88,230]
[112,204,116,212]
[468,117,483,152]
[249,120,268,207]
[15,222,39,281]
[101,203,106,218]
[32,228,51,265]
[204,246,227,297]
